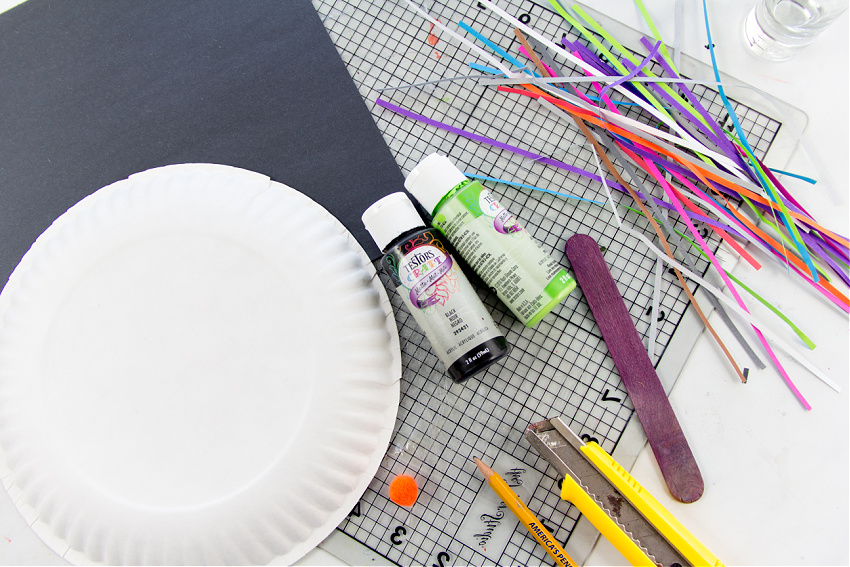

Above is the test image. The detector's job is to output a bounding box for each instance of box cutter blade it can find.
[525,417,722,567]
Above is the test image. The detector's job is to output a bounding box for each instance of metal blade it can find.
[526,418,689,567]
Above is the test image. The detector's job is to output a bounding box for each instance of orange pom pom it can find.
[388,474,418,507]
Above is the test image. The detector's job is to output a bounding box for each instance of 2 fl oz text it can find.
[465,347,490,365]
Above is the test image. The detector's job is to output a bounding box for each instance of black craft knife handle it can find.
[566,234,704,503]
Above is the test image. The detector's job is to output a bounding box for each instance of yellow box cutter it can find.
[525,417,723,567]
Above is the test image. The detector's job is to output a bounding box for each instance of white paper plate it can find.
[0,164,401,565]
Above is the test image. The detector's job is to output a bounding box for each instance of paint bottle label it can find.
[382,230,504,373]
[432,180,575,326]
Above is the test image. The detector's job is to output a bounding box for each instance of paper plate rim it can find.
[0,163,401,565]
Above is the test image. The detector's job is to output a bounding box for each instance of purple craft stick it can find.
[566,234,704,503]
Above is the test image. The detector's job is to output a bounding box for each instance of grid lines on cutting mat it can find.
[316,0,780,565]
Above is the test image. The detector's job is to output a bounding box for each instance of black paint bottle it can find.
[362,192,509,383]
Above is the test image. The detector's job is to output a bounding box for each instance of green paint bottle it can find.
[405,154,576,327]
[362,192,510,383]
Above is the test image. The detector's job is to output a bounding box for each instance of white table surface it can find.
[1,1,847,565]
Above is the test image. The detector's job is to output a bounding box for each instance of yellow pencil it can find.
[473,457,579,567]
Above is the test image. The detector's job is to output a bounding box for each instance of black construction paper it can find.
[0,0,404,286]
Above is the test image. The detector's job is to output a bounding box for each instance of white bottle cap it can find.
[404,153,468,215]
[361,192,426,252]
